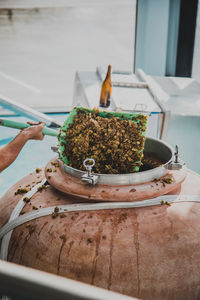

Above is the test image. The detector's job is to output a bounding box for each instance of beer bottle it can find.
[100,65,112,107]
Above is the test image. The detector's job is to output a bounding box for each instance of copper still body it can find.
[1,138,200,300]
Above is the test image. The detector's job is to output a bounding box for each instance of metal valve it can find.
[165,145,185,170]
[174,145,179,163]
[81,158,98,185]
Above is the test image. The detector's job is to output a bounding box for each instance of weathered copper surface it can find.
[46,158,186,201]
[0,166,200,300]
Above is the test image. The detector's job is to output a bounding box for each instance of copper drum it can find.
[1,138,200,300]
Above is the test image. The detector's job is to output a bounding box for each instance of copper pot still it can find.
[2,137,200,300]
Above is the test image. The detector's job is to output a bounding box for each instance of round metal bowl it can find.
[58,137,174,186]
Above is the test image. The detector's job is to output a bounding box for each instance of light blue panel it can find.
[135,0,170,75]
[166,0,181,76]
[165,115,200,174]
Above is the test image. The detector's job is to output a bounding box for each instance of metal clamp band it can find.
[0,178,47,261]
[1,195,200,242]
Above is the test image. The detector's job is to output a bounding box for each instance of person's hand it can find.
[21,122,45,140]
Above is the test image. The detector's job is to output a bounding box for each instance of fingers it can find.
[27,121,41,126]
[27,121,46,130]
[36,122,45,140]
[22,121,46,140]
[27,121,46,126]
[37,122,46,128]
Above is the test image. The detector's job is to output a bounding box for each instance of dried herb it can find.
[60,213,66,218]
[51,162,59,167]
[37,185,46,192]
[23,197,30,203]
[52,212,58,219]
[119,213,127,223]
[52,207,59,219]
[141,153,163,170]
[162,177,173,184]
[153,177,173,186]
[165,201,172,206]
[54,206,59,213]
[15,188,30,195]
[59,235,66,242]
[64,108,147,174]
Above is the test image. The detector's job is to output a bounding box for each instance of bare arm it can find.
[0,122,45,173]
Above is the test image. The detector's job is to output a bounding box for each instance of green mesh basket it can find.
[58,107,147,172]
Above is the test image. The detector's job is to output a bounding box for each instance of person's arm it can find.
[0,122,45,173]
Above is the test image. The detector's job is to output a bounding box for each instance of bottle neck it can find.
[105,65,111,81]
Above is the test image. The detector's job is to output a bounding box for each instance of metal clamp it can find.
[81,158,98,185]
[165,145,185,170]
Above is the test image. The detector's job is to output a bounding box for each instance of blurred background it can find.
[0,0,200,196]
[0,0,136,111]
[0,0,199,111]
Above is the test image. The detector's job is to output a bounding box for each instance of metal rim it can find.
[58,137,174,185]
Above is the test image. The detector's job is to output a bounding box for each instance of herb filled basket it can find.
[58,107,148,174]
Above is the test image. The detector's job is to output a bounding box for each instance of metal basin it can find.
[58,137,174,185]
